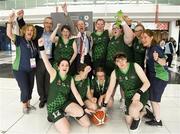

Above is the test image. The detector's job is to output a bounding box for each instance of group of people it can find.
[160,31,177,68]
[6,3,170,134]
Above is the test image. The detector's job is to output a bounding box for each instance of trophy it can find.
[115,10,123,27]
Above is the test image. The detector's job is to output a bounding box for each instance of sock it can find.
[134,118,140,121]
[155,118,160,122]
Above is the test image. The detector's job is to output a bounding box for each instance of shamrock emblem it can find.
[57,80,61,86]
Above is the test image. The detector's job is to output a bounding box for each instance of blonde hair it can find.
[161,31,168,42]
[143,29,162,46]
[142,29,156,46]
[153,31,162,44]
[135,24,145,31]
[20,24,36,40]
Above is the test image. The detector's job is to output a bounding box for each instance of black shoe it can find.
[144,108,155,120]
[39,101,46,108]
[47,116,53,122]
[130,119,141,131]
[145,119,162,126]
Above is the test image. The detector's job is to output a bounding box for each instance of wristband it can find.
[82,105,87,110]
[136,89,143,96]
[39,46,45,51]
[102,102,108,107]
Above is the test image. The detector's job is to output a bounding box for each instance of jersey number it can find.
[52,110,61,119]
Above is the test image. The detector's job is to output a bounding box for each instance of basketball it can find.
[91,110,107,126]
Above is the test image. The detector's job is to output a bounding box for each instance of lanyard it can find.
[26,40,35,58]
[97,80,105,94]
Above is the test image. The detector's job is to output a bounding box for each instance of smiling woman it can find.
[6,12,38,114]
[38,38,93,134]
[20,24,37,40]
[50,23,77,75]
[132,24,146,69]
[142,29,169,126]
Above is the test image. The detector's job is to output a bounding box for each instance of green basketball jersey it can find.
[47,71,72,114]
[70,77,90,101]
[106,35,134,75]
[53,37,74,64]
[106,35,124,69]
[91,76,109,99]
[91,30,110,62]
[133,37,146,69]
[115,63,148,106]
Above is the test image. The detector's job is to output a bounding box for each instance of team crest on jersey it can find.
[98,37,102,41]
[103,37,106,40]
[93,38,97,42]
[59,43,62,48]
[130,75,135,79]
[116,41,119,44]
[136,46,140,49]
[57,80,61,86]
[119,76,123,81]
[62,82,69,88]
[62,83,66,87]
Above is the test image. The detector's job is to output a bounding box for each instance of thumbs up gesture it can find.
[153,51,159,61]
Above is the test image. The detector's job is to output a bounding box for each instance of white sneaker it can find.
[23,107,29,114]
[119,98,126,112]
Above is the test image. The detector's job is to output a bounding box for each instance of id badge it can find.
[30,58,36,68]
[80,56,84,64]
[46,49,51,55]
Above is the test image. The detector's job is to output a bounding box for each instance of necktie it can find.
[80,33,84,56]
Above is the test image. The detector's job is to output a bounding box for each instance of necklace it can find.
[97,80,105,94]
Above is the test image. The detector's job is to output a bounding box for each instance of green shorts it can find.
[125,91,148,115]
[47,100,72,123]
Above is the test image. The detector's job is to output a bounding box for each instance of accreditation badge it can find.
[46,49,51,55]
[30,58,36,68]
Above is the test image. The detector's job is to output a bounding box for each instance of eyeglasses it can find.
[44,22,53,25]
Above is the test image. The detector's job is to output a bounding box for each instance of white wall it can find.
[1,4,180,22]
[0,4,179,45]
